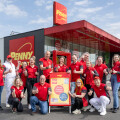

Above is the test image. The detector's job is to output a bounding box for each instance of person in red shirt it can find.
[67,54,83,105]
[18,61,27,92]
[69,78,88,114]
[54,56,68,72]
[39,51,53,83]
[109,54,120,113]
[8,77,25,113]
[88,77,111,116]
[0,59,5,110]
[83,61,99,101]
[94,56,108,84]
[25,56,39,109]
[79,52,90,72]
[30,75,52,115]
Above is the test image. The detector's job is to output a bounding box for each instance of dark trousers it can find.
[26,78,37,104]
[74,97,83,109]
[85,84,94,101]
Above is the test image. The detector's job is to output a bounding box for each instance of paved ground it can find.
[1,81,120,120]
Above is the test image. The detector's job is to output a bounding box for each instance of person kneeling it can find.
[88,77,111,116]
[8,77,25,113]
[30,75,52,115]
[69,79,88,114]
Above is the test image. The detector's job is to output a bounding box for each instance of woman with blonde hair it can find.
[8,77,25,113]
[110,54,120,113]
[25,56,39,109]
[69,78,88,114]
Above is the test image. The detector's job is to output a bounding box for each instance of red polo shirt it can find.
[75,86,88,107]
[94,64,108,83]
[84,67,96,85]
[80,59,86,72]
[34,82,50,101]
[91,83,110,99]
[18,68,27,87]
[69,61,83,82]
[54,64,68,72]
[0,68,4,86]
[26,65,38,78]
[11,86,24,101]
[39,57,52,79]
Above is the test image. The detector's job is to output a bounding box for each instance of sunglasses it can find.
[76,82,81,83]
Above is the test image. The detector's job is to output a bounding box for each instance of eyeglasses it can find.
[40,78,45,80]
[76,82,81,83]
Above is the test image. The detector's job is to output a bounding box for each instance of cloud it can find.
[0,0,27,17]
[107,2,114,6]
[82,7,103,13]
[35,0,54,6]
[29,16,52,25]
[74,0,92,6]
[46,5,53,10]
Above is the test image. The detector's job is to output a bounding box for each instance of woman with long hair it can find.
[0,59,5,110]
[110,54,120,113]
[54,56,68,72]
[69,79,88,114]
[8,77,25,113]
[25,56,39,109]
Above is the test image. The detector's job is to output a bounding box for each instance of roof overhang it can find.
[44,20,120,52]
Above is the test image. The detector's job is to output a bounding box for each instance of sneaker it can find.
[28,104,31,109]
[72,109,79,114]
[100,111,106,116]
[110,107,119,111]
[0,106,3,110]
[85,105,91,110]
[6,104,10,108]
[112,108,118,113]
[77,109,81,114]
[82,106,90,111]
[89,107,95,112]
[30,111,37,116]
[12,108,17,114]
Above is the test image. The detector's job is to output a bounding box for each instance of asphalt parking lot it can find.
[1,81,120,120]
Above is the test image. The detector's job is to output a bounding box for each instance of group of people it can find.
[0,51,120,116]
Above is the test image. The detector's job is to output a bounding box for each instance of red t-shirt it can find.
[80,59,86,72]
[18,68,27,87]
[26,65,38,78]
[34,82,50,101]
[84,67,96,85]
[39,57,53,79]
[11,86,24,101]
[91,83,110,99]
[75,86,88,107]
[112,61,120,82]
[94,64,108,82]
[54,64,68,72]
[69,61,83,82]
[0,68,4,86]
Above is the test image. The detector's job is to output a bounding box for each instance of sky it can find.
[0,0,120,39]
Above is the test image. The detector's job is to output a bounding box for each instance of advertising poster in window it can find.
[49,72,71,106]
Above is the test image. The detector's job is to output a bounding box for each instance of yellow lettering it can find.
[11,52,15,58]
[56,10,67,19]
[28,51,33,59]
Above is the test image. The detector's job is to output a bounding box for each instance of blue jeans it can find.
[70,82,76,105]
[111,74,120,108]
[0,86,3,106]
[30,96,48,114]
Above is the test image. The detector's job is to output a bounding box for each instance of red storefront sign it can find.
[53,1,67,25]
[9,36,34,66]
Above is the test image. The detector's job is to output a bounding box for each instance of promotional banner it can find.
[49,72,71,106]
[9,36,34,66]
[53,1,67,25]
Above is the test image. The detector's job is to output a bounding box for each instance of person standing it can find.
[94,56,108,84]
[39,51,53,83]
[54,56,68,72]
[67,54,83,106]
[30,75,52,115]
[25,56,39,109]
[110,54,120,113]
[3,55,16,107]
[88,77,111,116]
[0,59,5,110]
